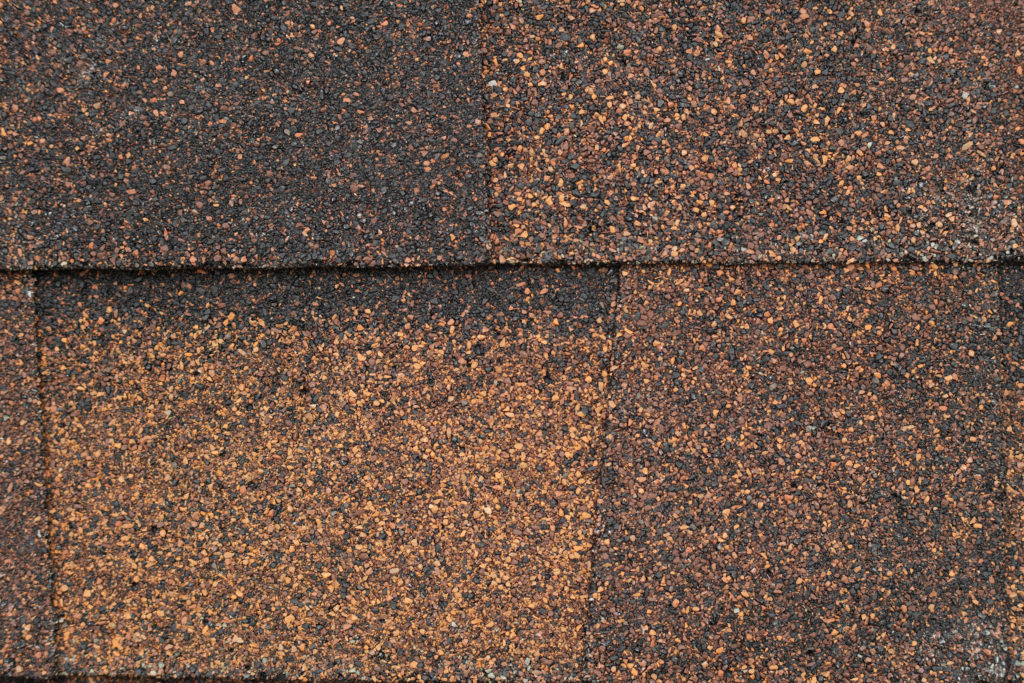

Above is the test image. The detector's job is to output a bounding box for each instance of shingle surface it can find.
[483,0,1023,264]
[1,0,489,269]
[39,268,614,679]
[0,274,54,676]
[3,0,1021,676]
[1002,267,1024,679]
[591,264,1011,680]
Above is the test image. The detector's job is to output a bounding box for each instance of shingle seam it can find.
[14,263,619,284]
[39,677,368,682]
[9,258,1023,280]
[476,0,501,268]
[31,274,61,677]
[0,253,1020,276]
[582,264,622,682]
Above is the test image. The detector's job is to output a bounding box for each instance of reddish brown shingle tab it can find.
[483,0,1022,264]
[0,274,54,676]
[1,1,488,269]
[591,265,1011,679]
[40,268,614,678]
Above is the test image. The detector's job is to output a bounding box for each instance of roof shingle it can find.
[483,0,1023,264]
[0,274,54,677]
[2,0,489,269]
[591,264,1012,679]
[40,267,614,678]
[1001,266,1024,675]
[1,0,1021,678]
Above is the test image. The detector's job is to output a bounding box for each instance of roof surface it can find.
[1,0,1022,680]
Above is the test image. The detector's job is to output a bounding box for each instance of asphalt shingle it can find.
[483,0,1022,264]
[2,0,1021,677]
[0,274,54,677]
[1002,266,1024,679]
[2,0,489,269]
[591,264,1011,679]
[39,268,614,679]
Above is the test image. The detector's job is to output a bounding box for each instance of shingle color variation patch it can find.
[39,267,614,679]
[483,0,1023,264]
[591,264,1012,680]
[1,0,489,269]
[0,274,54,677]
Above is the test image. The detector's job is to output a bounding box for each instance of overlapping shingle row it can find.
[1,0,1022,680]
[2,0,1021,268]
[0,266,1019,679]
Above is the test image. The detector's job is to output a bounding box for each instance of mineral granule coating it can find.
[40,267,614,679]
[1,0,489,269]
[483,0,1022,264]
[0,274,55,677]
[591,264,1011,680]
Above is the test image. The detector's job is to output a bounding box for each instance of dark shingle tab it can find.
[0,274,54,676]
[591,264,1012,679]
[39,267,615,678]
[484,0,1022,264]
[2,1,489,269]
